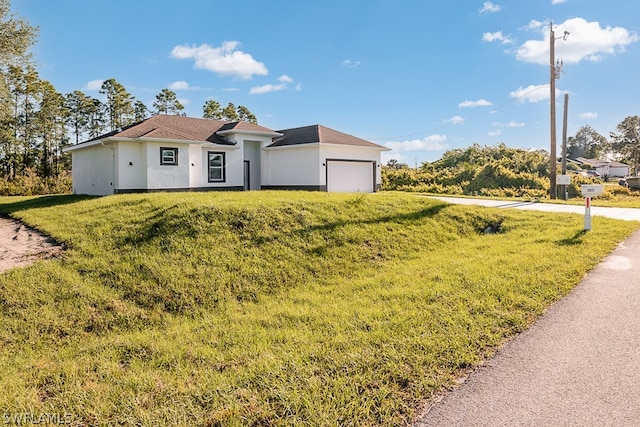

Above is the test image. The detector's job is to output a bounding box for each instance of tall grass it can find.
[0,192,637,425]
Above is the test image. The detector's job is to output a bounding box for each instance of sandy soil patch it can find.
[0,216,63,273]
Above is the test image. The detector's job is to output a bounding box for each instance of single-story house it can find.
[63,115,389,195]
[573,157,630,178]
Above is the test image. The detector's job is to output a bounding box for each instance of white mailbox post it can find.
[581,184,604,230]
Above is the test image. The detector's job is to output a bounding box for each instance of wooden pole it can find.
[549,22,557,199]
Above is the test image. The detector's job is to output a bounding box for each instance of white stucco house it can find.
[573,157,630,178]
[63,115,389,195]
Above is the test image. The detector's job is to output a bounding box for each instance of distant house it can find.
[573,157,630,178]
[63,115,389,195]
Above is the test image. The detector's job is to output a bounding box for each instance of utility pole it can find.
[561,94,569,200]
[549,22,569,199]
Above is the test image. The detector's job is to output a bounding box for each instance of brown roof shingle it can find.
[81,115,278,146]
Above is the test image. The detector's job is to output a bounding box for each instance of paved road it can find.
[428,196,640,222]
[414,200,640,426]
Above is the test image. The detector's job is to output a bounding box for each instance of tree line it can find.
[0,0,257,188]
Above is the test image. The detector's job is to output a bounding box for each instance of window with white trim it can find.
[160,147,178,165]
[208,152,225,182]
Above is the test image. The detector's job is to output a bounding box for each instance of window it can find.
[208,152,225,182]
[160,147,178,165]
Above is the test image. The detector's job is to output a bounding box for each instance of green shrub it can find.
[0,169,72,196]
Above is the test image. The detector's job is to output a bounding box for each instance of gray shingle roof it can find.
[268,124,385,149]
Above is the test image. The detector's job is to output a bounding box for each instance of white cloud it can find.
[250,74,296,94]
[579,112,598,120]
[525,20,544,31]
[221,87,240,92]
[459,99,493,108]
[551,0,567,4]
[516,18,639,65]
[482,31,513,44]
[446,115,465,125]
[341,59,361,68]
[480,2,501,13]
[295,83,302,91]
[171,41,268,80]
[492,120,525,128]
[249,82,287,95]
[168,81,190,90]
[489,129,503,137]
[384,135,448,152]
[509,84,552,103]
[84,79,104,91]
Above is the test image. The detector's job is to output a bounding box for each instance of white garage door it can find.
[326,160,375,193]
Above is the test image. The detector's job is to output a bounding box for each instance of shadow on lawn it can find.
[0,194,97,216]
[556,229,588,246]
[305,202,450,234]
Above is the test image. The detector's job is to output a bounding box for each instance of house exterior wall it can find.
[196,145,243,189]
[144,142,190,190]
[189,144,203,188]
[609,166,629,177]
[115,141,146,190]
[262,145,322,189]
[71,144,115,195]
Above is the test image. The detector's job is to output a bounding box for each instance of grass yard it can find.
[0,192,638,426]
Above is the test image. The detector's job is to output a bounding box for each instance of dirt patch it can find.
[0,216,63,274]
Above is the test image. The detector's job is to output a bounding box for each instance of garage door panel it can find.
[327,161,374,193]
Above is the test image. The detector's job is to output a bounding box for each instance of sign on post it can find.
[581,185,604,230]
[581,184,604,197]
[557,174,571,185]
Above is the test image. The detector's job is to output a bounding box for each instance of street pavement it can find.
[414,197,640,426]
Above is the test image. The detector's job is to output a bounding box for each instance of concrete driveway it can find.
[414,197,640,426]
[428,196,640,222]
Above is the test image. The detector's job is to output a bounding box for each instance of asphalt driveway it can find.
[414,197,640,426]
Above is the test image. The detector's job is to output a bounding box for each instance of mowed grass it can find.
[0,192,638,426]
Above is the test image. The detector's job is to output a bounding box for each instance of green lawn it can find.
[1,192,638,426]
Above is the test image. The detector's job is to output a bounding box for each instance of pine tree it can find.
[153,88,184,115]
[203,99,223,120]
[222,102,239,121]
[100,78,134,131]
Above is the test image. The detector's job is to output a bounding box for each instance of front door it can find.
[244,160,250,191]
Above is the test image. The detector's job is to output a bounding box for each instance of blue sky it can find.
[11,0,640,165]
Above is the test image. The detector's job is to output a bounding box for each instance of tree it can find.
[0,0,37,65]
[203,100,223,120]
[36,80,67,177]
[567,125,607,160]
[153,88,184,115]
[385,159,408,169]
[85,98,107,139]
[237,105,257,124]
[100,78,134,131]
[221,102,239,121]
[610,116,640,175]
[65,90,92,144]
[133,100,149,122]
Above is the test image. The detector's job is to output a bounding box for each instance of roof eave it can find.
[320,142,390,151]
[217,129,283,138]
